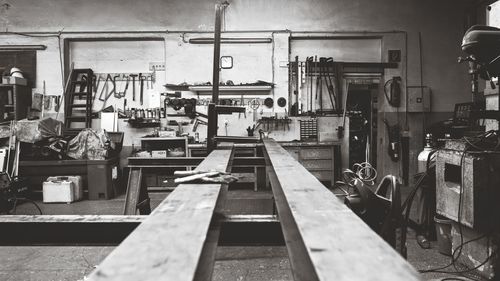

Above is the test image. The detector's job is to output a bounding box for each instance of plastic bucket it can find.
[434,215,453,256]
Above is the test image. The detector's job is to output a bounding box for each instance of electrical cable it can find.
[340,162,377,187]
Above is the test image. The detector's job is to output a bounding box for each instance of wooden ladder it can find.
[64,68,94,136]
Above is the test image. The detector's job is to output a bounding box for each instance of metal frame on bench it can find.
[0,140,420,281]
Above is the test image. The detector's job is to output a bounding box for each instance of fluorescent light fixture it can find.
[0,45,47,50]
[189,37,272,44]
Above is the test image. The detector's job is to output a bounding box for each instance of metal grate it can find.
[300,119,318,141]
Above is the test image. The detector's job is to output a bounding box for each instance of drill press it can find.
[460,25,500,121]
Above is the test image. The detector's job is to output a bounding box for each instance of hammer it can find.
[139,73,145,106]
[129,74,138,101]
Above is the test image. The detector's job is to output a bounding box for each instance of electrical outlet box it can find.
[407,87,431,112]
[149,62,165,71]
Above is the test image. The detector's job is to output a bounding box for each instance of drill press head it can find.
[461,25,500,80]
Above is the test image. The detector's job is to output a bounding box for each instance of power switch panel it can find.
[149,62,166,71]
[407,87,431,112]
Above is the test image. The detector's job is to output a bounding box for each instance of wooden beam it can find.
[87,148,233,281]
[263,139,420,281]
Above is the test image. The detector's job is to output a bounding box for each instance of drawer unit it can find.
[284,144,337,187]
[299,148,333,160]
[300,159,332,170]
[310,170,333,182]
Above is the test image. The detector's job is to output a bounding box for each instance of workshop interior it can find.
[0,0,500,280]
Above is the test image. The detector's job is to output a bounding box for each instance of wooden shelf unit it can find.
[0,83,31,121]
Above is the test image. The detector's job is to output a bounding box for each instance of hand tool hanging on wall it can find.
[277,97,287,108]
[122,75,130,98]
[98,74,116,102]
[325,58,338,111]
[288,58,294,115]
[113,75,122,98]
[238,94,246,119]
[139,73,144,105]
[296,56,301,115]
[305,57,309,113]
[94,74,104,98]
[319,57,336,112]
[383,119,401,162]
[314,55,318,113]
[264,98,274,108]
[316,57,323,113]
[129,74,138,101]
[307,56,314,113]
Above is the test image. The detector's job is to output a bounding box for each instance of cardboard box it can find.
[43,180,75,203]
[151,150,167,158]
[158,130,177,138]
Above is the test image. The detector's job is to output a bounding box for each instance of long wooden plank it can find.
[87,148,233,281]
[263,139,420,281]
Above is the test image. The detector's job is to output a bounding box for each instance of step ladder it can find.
[64,68,94,136]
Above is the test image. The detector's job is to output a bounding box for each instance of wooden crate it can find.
[436,149,500,229]
[451,221,500,279]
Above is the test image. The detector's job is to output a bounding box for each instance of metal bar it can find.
[0,215,283,246]
[0,215,142,246]
[207,2,227,153]
[123,167,144,215]
[211,3,223,105]
[263,139,420,281]
[207,103,217,152]
[127,157,204,166]
[213,136,260,143]
[232,157,266,166]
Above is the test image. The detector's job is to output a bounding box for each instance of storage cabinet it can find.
[186,142,338,188]
[138,137,188,190]
[283,144,337,187]
[0,84,31,121]
[140,137,188,157]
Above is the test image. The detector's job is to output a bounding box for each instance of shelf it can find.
[188,85,272,93]
[127,118,160,128]
[141,137,187,141]
[164,84,191,91]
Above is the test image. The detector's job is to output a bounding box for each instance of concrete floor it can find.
[0,187,475,281]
